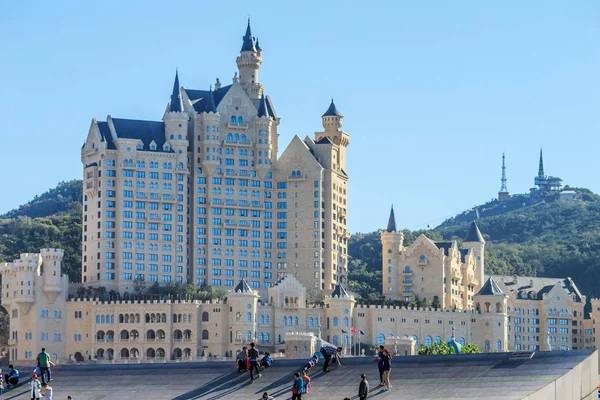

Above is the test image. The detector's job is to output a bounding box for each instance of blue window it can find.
[333,317,339,327]
[377,333,385,345]
[230,116,237,125]
[424,336,432,346]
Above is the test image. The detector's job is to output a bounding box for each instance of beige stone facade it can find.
[80,21,348,298]
[0,247,593,364]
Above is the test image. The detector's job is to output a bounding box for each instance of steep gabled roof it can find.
[257,95,271,118]
[169,70,183,113]
[331,283,350,298]
[464,221,485,243]
[185,85,232,114]
[234,279,253,293]
[97,118,168,152]
[322,99,342,117]
[386,205,397,233]
[477,277,505,296]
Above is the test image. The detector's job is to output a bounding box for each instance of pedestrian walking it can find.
[381,349,392,392]
[359,373,369,400]
[36,348,54,385]
[291,372,304,400]
[248,342,262,383]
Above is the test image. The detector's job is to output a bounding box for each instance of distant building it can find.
[532,148,563,193]
[558,190,577,201]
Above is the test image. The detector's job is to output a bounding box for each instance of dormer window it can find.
[136,143,143,150]
[150,144,156,151]
[164,145,170,151]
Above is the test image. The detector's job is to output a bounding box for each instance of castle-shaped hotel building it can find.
[1,22,598,365]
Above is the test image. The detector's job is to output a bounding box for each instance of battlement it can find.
[40,248,65,259]
[355,304,480,314]
[68,298,223,305]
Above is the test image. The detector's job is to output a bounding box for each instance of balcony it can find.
[417,258,427,266]
[402,270,413,276]
[93,338,115,343]
[227,123,249,130]
[403,280,413,286]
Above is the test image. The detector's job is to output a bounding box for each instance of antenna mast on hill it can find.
[498,153,511,200]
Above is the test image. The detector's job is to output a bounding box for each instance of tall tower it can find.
[236,19,263,99]
[462,221,485,287]
[498,153,510,200]
[538,148,545,178]
[534,147,548,191]
[381,205,404,299]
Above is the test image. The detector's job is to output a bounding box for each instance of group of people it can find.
[236,342,273,383]
[0,347,75,400]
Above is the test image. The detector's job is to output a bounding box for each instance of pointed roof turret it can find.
[203,87,217,114]
[386,205,397,233]
[241,18,256,52]
[169,70,183,113]
[331,283,350,298]
[234,278,253,293]
[255,37,262,51]
[257,95,271,118]
[476,277,505,296]
[464,221,485,243]
[538,148,545,177]
[322,98,343,117]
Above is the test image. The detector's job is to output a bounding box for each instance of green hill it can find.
[0,180,82,281]
[2,181,600,306]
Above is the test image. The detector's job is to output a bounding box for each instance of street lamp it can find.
[394,337,399,356]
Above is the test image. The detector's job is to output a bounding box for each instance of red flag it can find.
[350,327,358,333]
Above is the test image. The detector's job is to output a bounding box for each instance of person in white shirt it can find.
[30,374,41,400]
[41,383,53,400]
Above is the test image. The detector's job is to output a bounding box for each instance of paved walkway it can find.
[0,350,595,399]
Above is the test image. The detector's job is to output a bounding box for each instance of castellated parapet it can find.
[285,332,316,359]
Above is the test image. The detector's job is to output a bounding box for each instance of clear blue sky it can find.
[1,1,599,233]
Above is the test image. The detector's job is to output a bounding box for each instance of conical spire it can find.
[322,98,343,117]
[257,95,271,118]
[169,70,183,113]
[256,37,262,51]
[203,87,216,114]
[538,148,545,178]
[241,18,256,52]
[476,277,505,296]
[386,205,397,233]
[464,221,484,243]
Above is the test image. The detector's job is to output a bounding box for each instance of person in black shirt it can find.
[248,342,262,383]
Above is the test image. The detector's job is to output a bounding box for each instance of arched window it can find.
[230,116,237,125]
[333,335,339,345]
[424,336,433,346]
[240,134,246,143]
[202,330,209,340]
[404,266,411,273]
[96,315,100,324]
[202,312,209,322]
[293,316,298,325]
[308,317,313,327]
[435,336,441,344]
[343,335,349,345]
[485,340,491,351]
[234,133,239,141]
[496,340,502,351]
[282,316,287,325]
[343,317,349,327]
[458,337,465,346]
[259,332,264,341]
[237,116,243,125]
[227,133,233,141]
[288,316,293,325]
[265,333,270,342]
[264,315,269,324]
[412,335,419,346]
[377,333,385,345]
[246,331,252,341]
[246,312,252,322]
[291,171,296,177]
[259,315,264,324]
[333,317,339,327]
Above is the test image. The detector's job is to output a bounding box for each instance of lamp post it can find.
[394,337,399,356]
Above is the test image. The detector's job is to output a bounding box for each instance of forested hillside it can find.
[0,180,82,281]
[2,181,600,306]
